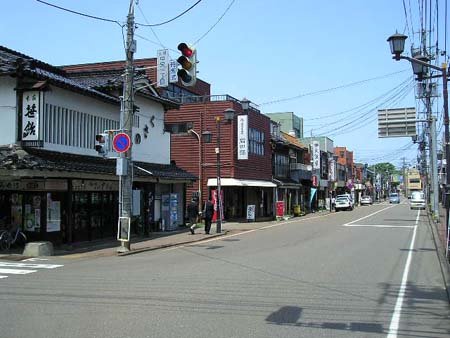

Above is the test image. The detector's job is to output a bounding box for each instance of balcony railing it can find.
[290,162,312,171]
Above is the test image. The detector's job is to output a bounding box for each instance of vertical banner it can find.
[276,201,285,217]
[22,91,40,141]
[169,59,178,83]
[237,115,248,160]
[211,189,224,222]
[156,49,169,88]
[328,158,336,182]
[312,141,320,169]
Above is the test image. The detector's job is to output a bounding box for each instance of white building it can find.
[0,46,195,245]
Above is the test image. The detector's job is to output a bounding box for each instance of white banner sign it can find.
[169,59,178,83]
[312,141,320,169]
[237,115,248,160]
[22,91,40,141]
[328,158,336,182]
[156,49,169,88]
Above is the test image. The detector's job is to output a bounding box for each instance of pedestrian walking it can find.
[187,199,198,234]
[203,198,214,234]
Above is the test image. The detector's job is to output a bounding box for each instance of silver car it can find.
[410,191,426,210]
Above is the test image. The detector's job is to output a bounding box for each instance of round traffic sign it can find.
[113,133,131,153]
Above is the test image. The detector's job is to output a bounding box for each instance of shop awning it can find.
[207,178,276,188]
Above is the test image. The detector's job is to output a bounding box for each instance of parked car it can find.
[335,196,353,211]
[410,191,426,210]
[360,195,373,205]
[389,192,400,204]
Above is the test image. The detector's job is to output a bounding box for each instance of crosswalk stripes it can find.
[0,260,63,279]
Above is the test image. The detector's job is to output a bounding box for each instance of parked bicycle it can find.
[0,227,27,251]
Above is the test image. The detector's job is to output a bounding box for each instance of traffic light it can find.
[177,43,197,87]
[95,133,109,156]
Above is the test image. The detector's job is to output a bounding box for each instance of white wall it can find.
[132,95,170,164]
[1,79,171,165]
[0,77,18,145]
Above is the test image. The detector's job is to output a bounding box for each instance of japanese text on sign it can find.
[312,141,320,170]
[157,49,169,88]
[237,115,248,160]
[22,91,40,141]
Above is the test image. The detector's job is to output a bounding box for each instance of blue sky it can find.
[1,0,448,168]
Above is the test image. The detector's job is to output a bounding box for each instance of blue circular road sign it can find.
[113,133,131,153]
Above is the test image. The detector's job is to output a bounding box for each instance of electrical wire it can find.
[193,0,236,46]
[136,2,166,49]
[259,69,409,106]
[304,78,415,136]
[135,0,202,27]
[303,77,413,126]
[35,0,122,26]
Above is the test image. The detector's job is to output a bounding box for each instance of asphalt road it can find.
[1,202,450,338]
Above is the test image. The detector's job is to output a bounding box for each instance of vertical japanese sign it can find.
[22,91,40,141]
[328,158,336,181]
[312,141,320,169]
[156,49,169,88]
[237,115,248,160]
[169,59,178,83]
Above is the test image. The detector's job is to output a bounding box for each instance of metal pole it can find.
[216,117,222,233]
[430,115,440,219]
[442,64,450,256]
[118,1,135,252]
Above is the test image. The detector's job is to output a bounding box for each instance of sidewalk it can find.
[0,210,334,260]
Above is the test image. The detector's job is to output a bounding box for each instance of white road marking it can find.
[386,210,420,338]
[22,258,49,262]
[0,268,36,275]
[344,224,415,228]
[0,262,63,269]
[343,205,395,226]
[0,276,7,279]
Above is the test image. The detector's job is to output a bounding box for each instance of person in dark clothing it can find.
[203,199,214,234]
[187,199,198,234]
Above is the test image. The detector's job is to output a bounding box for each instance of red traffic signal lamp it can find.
[177,43,197,87]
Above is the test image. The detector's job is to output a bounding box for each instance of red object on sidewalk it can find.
[276,201,285,217]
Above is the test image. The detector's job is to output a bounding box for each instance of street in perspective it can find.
[1,1,450,338]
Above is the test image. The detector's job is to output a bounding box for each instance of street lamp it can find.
[187,128,202,204]
[388,32,449,255]
[215,108,236,233]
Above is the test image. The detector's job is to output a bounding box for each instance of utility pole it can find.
[118,0,135,252]
[401,157,406,197]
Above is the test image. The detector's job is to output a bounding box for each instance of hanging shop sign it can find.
[312,141,320,169]
[22,91,41,141]
[237,115,248,160]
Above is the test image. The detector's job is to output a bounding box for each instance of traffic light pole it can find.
[118,1,135,252]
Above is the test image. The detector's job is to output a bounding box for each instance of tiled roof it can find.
[280,131,307,149]
[0,46,119,104]
[0,146,196,181]
[0,46,178,108]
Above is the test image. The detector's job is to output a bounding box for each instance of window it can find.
[249,128,265,156]
[164,122,193,134]
[274,153,289,177]
[43,104,119,149]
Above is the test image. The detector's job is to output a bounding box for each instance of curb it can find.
[426,211,450,303]
[117,231,230,256]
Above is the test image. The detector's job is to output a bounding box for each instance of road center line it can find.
[344,224,414,228]
[343,205,395,226]
[387,210,420,338]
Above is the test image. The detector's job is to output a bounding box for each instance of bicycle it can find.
[0,227,27,251]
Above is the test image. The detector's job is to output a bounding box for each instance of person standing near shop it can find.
[187,199,198,234]
[203,198,214,235]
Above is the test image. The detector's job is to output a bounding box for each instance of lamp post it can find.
[388,32,449,254]
[215,108,236,233]
[187,128,202,204]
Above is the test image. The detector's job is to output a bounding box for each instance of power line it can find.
[136,2,166,49]
[193,0,236,46]
[259,69,410,106]
[303,77,413,125]
[136,0,203,27]
[36,0,122,25]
